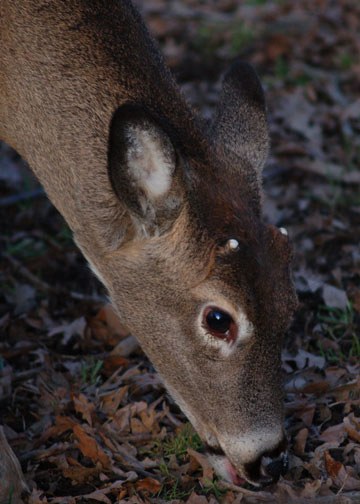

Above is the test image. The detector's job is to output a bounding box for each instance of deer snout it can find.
[207,429,288,487]
[243,442,289,485]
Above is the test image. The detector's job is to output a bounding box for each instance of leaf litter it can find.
[0,0,359,502]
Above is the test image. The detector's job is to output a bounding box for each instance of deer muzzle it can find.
[204,430,288,486]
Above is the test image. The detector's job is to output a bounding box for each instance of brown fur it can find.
[0,0,297,485]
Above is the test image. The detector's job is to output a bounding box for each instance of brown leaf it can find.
[187,448,214,485]
[28,489,49,504]
[72,424,111,468]
[324,451,342,479]
[93,304,130,344]
[135,477,162,494]
[331,377,360,401]
[101,386,128,415]
[344,414,360,443]
[63,465,100,484]
[320,423,347,443]
[103,355,129,376]
[40,415,77,443]
[130,417,148,434]
[79,489,112,504]
[294,427,308,455]
[73,393,95,426]
[186,492,209,504]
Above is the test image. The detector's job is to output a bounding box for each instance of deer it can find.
[0,0,298,487]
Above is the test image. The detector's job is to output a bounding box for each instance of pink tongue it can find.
[225,460,246,486]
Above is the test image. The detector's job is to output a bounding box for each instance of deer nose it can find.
[244,444,288,485]
[259,451,288,482]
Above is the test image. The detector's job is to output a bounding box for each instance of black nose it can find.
[244,439,288,485]
[260,451,288,482]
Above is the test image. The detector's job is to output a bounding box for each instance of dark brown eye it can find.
[203,307,237,342]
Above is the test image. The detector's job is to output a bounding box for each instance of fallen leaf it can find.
[101,386,128,416]
[63,464,100,484]
[322,284,349,310]
[79,489,112,504]
[320,423,347,443]
[294,428,308,455]
[73,393,95,426]
[187,448,214,485]
[135,477,162,494]
[344,414,360,443]
[72,424,111,469]
[186,492,209,504]
[48,317,86,345]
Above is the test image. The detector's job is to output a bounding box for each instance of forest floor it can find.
[0,0,359,503]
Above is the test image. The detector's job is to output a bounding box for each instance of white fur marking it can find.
[127,128,173,199]
[279,227,288,236]
[218,427,283,464]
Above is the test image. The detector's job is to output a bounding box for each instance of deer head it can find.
[101,61,298,486]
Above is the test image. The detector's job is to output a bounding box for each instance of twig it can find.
[4,252,50,291]
[3,253,105,304]
[218,481,274,502]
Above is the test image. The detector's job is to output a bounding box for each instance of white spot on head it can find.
[126,127,174,200]
[279,227,288,236]
[227,238,239,250]
[217,427,284,465]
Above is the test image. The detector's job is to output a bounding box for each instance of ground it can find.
[0,0,359,503]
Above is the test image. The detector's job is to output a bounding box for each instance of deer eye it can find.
[203,307,237,342]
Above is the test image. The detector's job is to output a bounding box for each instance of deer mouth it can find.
[224,459,247,486]
[203,444,247,486]
[203,443,285,487]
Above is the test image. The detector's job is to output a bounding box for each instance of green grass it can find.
[158,478,193,501]
[194,20,254,58]
[316,304,359,363]
[201,478,227,499]
[338,52,354,70]
[230,23,254,55]
[153,424,204,500]
[80,358,103,386]
[161,423,203,461]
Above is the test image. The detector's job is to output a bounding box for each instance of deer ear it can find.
[108,105,177,220]
[211,61,269,175]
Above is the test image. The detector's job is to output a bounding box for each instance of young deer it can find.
[0,0,298,486]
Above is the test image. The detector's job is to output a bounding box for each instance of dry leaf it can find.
[135,477,162,494]
[73,393,95,426]
[186,492,209,504]
[294,427,308,455]
[344,414,360,443]
[320,423,347,443]
[187,448,214,485]
[72,424,111,468]
[324,451,342,479]
[63,465,100,484]
[322,284,349,310]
